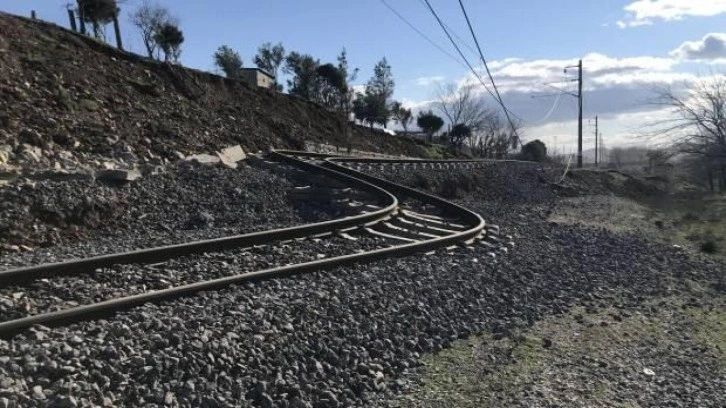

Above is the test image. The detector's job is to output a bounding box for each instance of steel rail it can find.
[0,156,398,286]
[0,151,486,337]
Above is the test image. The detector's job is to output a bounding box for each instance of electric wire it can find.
[378,0,465,68]
[420,0,522,124]
[456,0,519,140]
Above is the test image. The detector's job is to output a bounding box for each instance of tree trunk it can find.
[708,168,715,192]
[113,16,123,50]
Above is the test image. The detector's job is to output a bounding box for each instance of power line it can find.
[420,0,522,124]
[457,0,519,141]
[378,0,465,68]
[414,0,478,55]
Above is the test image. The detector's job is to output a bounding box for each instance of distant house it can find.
[240,68,275,89]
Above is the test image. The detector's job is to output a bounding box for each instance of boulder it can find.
[217,145,247,169]
[185,154,221,165]
[96,168,142,182]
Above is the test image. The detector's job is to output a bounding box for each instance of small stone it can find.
[643,368,655,376]
[18,128,44,147]
[56,396,78,408]
[259,393,274,408]
[32,385,45,400]
[96,169,142,182]
[187,211,214,228]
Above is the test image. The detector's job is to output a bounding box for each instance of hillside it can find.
[0,12,425,168]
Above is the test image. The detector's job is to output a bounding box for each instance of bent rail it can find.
[0,151,486,337]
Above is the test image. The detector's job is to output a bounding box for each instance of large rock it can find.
[217,145,247,169]
[96,168,142,182]
[185,154,221,165]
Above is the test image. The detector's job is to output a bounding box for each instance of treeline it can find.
[63,0,521,158]
[68,0,184,62]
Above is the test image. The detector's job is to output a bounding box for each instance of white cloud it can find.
[671,33,726,61]
[617,0,726,28]
[461,53,679,95]
[414,76,445,87]
[400,98,435,111]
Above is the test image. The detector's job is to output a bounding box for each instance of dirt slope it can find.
[0,12,423,166]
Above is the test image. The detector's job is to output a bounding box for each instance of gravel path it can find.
[0,163,723,407]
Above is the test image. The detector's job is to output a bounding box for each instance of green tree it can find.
[316,63,346,109]
[391,102,413,136]
[284,52,320,100]
[336,49,358,113]
[449,124,472,147]
[254,43,285,91]
[362,57,395,127]
[417,110,444,142]
[155,22,184,62]
[77,0,118,39]
[214,45,243,79]
[520,139,547,162]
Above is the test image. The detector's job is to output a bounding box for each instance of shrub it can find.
[701,239,718,254]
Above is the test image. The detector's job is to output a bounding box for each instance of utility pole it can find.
[594,115,598,167]
[565,60,583,168]
[577,60,583,168]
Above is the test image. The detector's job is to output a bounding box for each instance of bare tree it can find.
[473,114,521,158]
[649,76,726,190]
[130,1,171,59]
[436,83,494,131]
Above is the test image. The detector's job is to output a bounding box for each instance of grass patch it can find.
[415,143,448,159]
[77,98,100,111]
[550,194,726,259]
[128,77,161,97]
[687,307,726,370]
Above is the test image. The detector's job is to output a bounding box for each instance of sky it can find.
[2,0,726,154]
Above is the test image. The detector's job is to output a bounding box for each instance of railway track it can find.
[0,151,510,337]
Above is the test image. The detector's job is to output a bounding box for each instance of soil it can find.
[0,12,428,167]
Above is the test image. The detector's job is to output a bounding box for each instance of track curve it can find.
[0,151,489,337]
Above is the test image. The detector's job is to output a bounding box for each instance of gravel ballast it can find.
[0,235,396,321]
[0,161,354,262]
[0,162,723,407]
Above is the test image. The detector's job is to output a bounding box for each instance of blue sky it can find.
[3,0,726,152]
